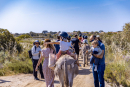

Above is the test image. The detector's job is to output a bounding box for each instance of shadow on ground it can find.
[0,79,11,84]
[78,68,92,75]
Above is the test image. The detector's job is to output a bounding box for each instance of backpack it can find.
[28,46,39,58]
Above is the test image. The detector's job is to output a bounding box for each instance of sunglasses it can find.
[35,43,39,44]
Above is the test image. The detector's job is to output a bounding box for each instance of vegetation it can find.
[0,23,130,86]
[0,29,33,76]
[16,34,31,41]
[100,23,130,87]
[0,29,23,53]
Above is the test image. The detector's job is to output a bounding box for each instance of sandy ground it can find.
[0,57,111,87]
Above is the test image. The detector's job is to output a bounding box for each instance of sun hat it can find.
[34,40,40,43]
[33,40,40,45]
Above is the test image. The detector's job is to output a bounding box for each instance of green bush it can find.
[0,29,23,53]
[105,62,130,87]
[0,59,33,76]
[7,59,33,73]
[16,34,31,41]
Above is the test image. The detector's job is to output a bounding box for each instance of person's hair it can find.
[67,37,71,41]
[57,36,60,40]
[97,37,102,43]
[44,39,55,51]
[92,35,96,40]
[68,38,71,41]
[75,35,78,37]
[91,40,99,46]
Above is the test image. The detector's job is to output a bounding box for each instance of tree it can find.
[77,31,82,35]
[0,29,23,53]
[29,31,35,36]
[99,30,104,33]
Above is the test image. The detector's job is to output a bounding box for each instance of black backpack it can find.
[28,46,38,58]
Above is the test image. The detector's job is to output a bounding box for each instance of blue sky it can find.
[0,0,130,33]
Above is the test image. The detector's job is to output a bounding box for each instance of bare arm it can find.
[93,50,104,59]
[86,49,92,54]
[35,53,44,71]
[86,46,92,54]
[78,42,81,47]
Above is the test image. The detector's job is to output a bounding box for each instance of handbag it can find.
[48,53,56,70]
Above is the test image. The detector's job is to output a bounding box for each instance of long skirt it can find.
[43,58,55,87]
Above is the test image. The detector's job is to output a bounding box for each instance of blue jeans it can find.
[90,56,100,65]
[92,64,105,87]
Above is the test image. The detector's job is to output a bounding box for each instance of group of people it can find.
[31,32,105,87]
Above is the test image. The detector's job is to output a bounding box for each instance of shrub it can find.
[16,34,31,41]
[0,29,23,53]
[0,59,33,76]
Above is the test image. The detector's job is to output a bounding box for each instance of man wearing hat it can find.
[32,40,44,80]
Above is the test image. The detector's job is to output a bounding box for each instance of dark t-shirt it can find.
[71,38,79,49]
[54,40,60,53]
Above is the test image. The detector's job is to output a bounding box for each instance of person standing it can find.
[71,35,81,61]
[89,35,105,87]
[82,37,90,66]
[54,36,60,54]
[35,39,55,87]
[32,40,44,80]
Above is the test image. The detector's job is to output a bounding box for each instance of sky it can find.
[0,0,130,33]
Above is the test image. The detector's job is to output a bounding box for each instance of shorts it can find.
[74,48,79,55]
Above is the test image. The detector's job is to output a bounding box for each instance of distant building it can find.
[42,30,48,34]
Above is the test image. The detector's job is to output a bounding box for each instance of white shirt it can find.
[60,41,71,51]
[83,39,88,44]
[69,41,72,47]
[32,45,41,59]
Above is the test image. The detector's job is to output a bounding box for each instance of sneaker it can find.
[94,66,97,71]
[34,77,39,80]
[94,68,97,71]
[90,66,93,69]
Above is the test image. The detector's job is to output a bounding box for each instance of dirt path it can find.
[0,57,111,87]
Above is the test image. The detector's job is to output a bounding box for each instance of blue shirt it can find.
[54,40,60,53]
[98,41,105,65]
